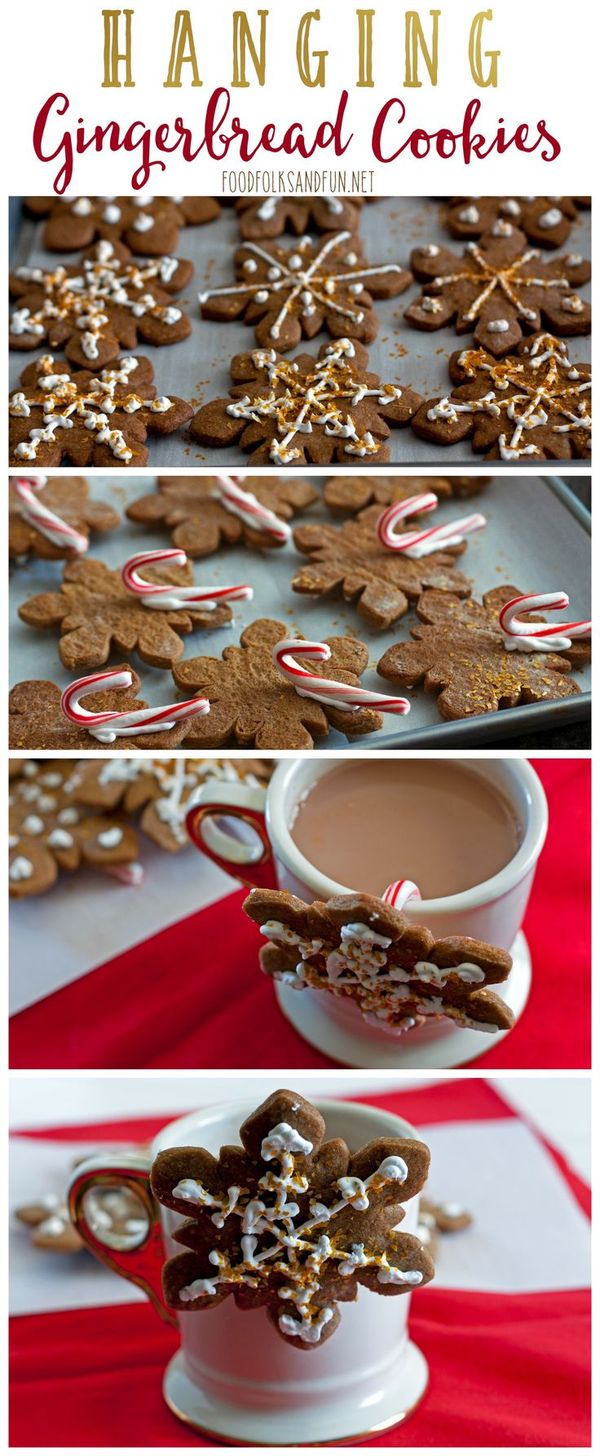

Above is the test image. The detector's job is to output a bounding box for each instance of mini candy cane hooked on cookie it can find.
[13,477,89,553]
[272,639,410,715]
[121,548,253,612]
[60,668,210,743]
[382,880,422,911]
[498,592,592,653]
[213,473,291,543]
[377,492,486,559]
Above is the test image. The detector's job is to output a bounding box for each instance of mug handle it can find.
[68,1153,176,1327]
[185,781,277,890]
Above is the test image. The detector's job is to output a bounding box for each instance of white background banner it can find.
[6,0,591,195]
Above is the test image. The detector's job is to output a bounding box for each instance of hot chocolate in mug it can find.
[185,758,548,1068]
[69,1098,429,1445]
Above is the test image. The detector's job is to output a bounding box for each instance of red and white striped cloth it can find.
[9,1081,590,1446]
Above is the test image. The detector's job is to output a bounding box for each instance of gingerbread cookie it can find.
[15,1195,84,1252]
[171,618,387,749]
[72,757,272,853]
[190,339,423,466]
[235,196,365,240]
[199,232,410,351]
[377,584,586,720]
[411,333,591,461]
[126,475,318,555]
[323,474,491,515]
[244,889,514,1035]
[9,759,140,898]
[15,1181,148,1252]
[10,240,194,369]
[9,664,198,751]
[417,1196,473,1260]
[9,477,120,561]
[405,229,591,356]
[444,196,590,250]
[9,353,193,467]
[151,1087,433,1349]
[19,555,235,672]
[292,504,471,631]
[25,196,220,255]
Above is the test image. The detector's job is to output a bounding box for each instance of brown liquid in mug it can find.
[290,761,521,899]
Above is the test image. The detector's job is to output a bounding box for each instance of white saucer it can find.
[163,1340,429,1445]
[275,931,531,1069]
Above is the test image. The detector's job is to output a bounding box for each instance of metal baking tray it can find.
[8,473,591,748]
[8,197,592,468]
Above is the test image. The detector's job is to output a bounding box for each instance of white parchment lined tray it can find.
[8,473,591,748]
[9,197,592,467]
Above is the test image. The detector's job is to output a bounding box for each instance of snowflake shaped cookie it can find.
[244,891,515,1036]
[199,231,410,350]
[377,585,588,721]
[10,240,194,369]
[190,338,423,466]
[18,555,233,672]
[405,228,590,356]
[9,353,193,467]
[292,504,472,631]
[9,759,139,898]
[171,617,388,750]
[151,1088,434,1349]
[25,195,220,254]
[9,663,194,752]
[72,757,272,852]
[9,476,120,561]
[411,333,591,460]
[444,197,590,249]
[323,474,490,515]
[126,475,318,555]
[235,196,365,240]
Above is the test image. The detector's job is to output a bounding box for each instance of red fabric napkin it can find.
[10,1082,590,1447]
[10,761,590,1069]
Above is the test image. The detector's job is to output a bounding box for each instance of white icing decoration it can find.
[96,827,123,848]
[10,856,33,881]
[225,338,399,464]
[173,1124,420,1340]
[199,231,402,343]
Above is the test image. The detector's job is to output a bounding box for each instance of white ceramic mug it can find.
[68,1098,429,1445]
[185,758,548,1067]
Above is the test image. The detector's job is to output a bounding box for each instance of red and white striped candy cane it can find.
[272,639,410,715]
[121,548,253,611]
[377,492,486,558]
[498,592,592,653]
[382,879,422,911]
[60,668,210,743]
[213,473,291,543]
[13,476,88,553]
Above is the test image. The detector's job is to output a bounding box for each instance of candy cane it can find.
[377,492,486,558]
[498,591,592,653]
[60,668,210,743]
[213,473,291,543]
[104,862,146,887]
[121,548,253,611]
[382,880,422,911]
[13,476,88,553]
[272,639,410,715]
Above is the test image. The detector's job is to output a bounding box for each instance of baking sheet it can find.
[8,473,591,748]
[9,198,592,468]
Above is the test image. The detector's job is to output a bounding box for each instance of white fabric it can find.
[9,1116,590,1316]
[9,843,233,1014]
